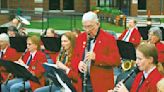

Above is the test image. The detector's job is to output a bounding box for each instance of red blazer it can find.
[22,51,47,91]
[156,42,164,63]
[0,47,20,82]
[72,29,121,92]
[130,68,163,92]
[118,28,141,47]
[1,47,20,61]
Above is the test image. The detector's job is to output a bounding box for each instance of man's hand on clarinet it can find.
[86,52,95,61]
[78,61,87,73]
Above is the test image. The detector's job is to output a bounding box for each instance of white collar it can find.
[143,66,156,79]
[30,50,37,59]
[1,47,8,53]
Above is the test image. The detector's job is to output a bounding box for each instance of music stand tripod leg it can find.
[49,82,53,92]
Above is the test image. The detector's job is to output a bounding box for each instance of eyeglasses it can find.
[83,24,96,31]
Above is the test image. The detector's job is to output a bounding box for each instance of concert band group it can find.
[0,11,164,92]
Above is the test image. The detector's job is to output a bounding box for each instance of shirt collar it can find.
[143,66,156,79]
[1,47,8,54]
[30,50,37,59]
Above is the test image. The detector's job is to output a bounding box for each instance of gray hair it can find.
[149,27,162,40]
[0,33,10,42]
[82,11,99,23]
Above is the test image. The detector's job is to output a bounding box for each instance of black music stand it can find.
[0,27,8,34]
[137,26,150,40]
[0,59,40,91]
[117,40,136,60]
[159,27,164,41]
[9,37,27,52]
[41,37,61,52]
[43,63,76,92]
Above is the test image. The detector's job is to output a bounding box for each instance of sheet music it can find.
[43,62,58,68]
[43,62,72,92]
[55,73,72,92]
[14,60,29,69]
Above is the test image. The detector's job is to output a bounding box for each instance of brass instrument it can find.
[121,60,135,72]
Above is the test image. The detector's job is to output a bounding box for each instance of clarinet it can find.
[112,66,139,92]
[82,34,90,92]
[122,66,139,83]
[82,59,88,92]
[57,47,64,62]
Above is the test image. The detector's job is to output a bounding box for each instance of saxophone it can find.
[122,60,135,72]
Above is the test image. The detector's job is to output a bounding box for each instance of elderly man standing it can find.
[72,11,121,92]
[118,19,141,47]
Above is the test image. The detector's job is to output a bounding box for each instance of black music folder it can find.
[0,59,39,84]
[0,27,8,34]
[10,37,27,52]
[43,63,76,92]
[117,40,136,60]
[41,37,61,52]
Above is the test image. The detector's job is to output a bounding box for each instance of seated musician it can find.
[34,32,81,92]
[1,35,47,92]
[41,28,59,38]
[108,42,163,92]
[148,27,164,67]
[118,19,141,47]
[40,28,60,50]
[40,28,60,63]
[10,17,28,36]
[7,26,20,37]
[0,33,20,83]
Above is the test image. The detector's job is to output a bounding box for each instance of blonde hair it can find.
[27,35,40,50]
[157,78,164,92]
[137,42,158,65]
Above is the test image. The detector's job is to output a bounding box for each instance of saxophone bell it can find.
[121,60,135,72]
